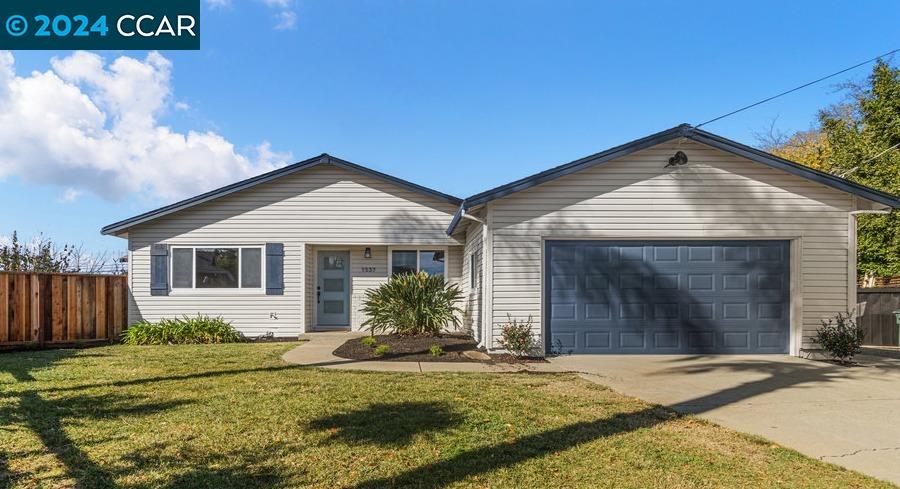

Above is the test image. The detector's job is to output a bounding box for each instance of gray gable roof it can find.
[446,124,900,235]
[101,153,462,236]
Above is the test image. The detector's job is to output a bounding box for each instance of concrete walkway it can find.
[283,333,900,484]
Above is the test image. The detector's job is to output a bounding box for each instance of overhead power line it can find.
[839,140,900,178]
[695,48,900,128]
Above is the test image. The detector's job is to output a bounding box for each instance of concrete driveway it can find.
[548,353,900,485]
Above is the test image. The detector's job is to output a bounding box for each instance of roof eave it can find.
[458,123,900,210]
[687,129,900,209]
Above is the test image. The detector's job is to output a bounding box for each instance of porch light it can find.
[364,247,372,259]
[665,151,688,168]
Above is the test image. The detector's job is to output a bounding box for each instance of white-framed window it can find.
[388,247,447,279]
[170,246,264,290]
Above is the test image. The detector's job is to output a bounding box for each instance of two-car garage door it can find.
[545,240,790,354]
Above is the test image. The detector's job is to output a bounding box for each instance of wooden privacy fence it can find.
[0,272,127,348]
[858,288,900,347]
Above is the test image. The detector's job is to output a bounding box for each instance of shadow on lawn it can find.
[352,404,676,489]
[0,346,322,489]
[0,349,201,489]
[121,442,288,489]
[348,357,872,488]
[310,402,463,446]
[1,346,877,488]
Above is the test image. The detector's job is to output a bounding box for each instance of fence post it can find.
[0,275,7,343]
[51,275,64,342]
[96,276,107,340]
[31,275,42,346]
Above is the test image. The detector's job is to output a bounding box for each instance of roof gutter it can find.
[445,202,466,235]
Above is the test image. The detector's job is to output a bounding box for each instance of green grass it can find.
[0,344,889,488]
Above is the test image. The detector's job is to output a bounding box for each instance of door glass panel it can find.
[324,255,345,270]
[323,278,344,292]
[420,250,445,277]
[323,300,343,313]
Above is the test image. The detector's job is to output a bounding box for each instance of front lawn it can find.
[0,344,888,488]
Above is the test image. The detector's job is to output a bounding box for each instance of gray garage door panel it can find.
[546,240,790,354]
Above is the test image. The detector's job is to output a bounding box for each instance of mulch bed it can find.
[333,334,485,362]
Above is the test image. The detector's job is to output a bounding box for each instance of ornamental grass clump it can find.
[361,271,463,336]
[121,314,244,345]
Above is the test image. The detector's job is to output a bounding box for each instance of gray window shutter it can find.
[266,243,284,295]
[150,244,169,296]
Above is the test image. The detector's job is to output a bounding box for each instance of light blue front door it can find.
[317,251,350,327]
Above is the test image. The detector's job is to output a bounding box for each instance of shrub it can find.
[374,344,391,357]
[360,336,377,347]
[121,315,244,345]
[497,315,537,357]
[815,312,865,363]
[429,344,444,357]
[361,271,463,336]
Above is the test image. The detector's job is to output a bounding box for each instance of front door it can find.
[317,251,350,328]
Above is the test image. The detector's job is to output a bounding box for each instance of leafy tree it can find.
[0,231,77,272]
[760,128,832,171]
[762,61,900,278]
[0,231,126,274]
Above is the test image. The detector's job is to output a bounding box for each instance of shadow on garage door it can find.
[545,240,790,354]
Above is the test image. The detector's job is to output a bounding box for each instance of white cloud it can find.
[174,101,191,111]
[273,10,298,30]
[262,0,292,7]
[205,0,298,30]
[205,0,232,9]
[0,51,292,203]
[58,188,84,203]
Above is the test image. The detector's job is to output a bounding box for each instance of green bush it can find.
[121,315,244,345]
[374,344,391,357]
[360,336,377,348]
[429,344,444,357]
[361,271,463,336]
[816,312,865,363]
[497,314,537,358]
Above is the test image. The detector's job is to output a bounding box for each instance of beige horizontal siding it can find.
[128,163,462,336]
[487,140,856,352]
[462,222,484,340]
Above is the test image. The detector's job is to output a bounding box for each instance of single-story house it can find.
[102,124,900,356]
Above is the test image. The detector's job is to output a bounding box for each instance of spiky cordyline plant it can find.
[361,271,463,336]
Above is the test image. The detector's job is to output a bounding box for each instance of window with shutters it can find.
[170,246,264,290]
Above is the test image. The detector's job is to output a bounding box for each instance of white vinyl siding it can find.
[462,221,484,341]
[128,164,462,337]
[486,140,858,353]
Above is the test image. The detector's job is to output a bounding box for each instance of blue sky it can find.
[1,0,898,253]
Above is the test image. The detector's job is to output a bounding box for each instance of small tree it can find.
[815,312,865,364]
[0,231,77,272]
[0,231,126,274]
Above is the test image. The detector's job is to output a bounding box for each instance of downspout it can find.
[460,207,485,224]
